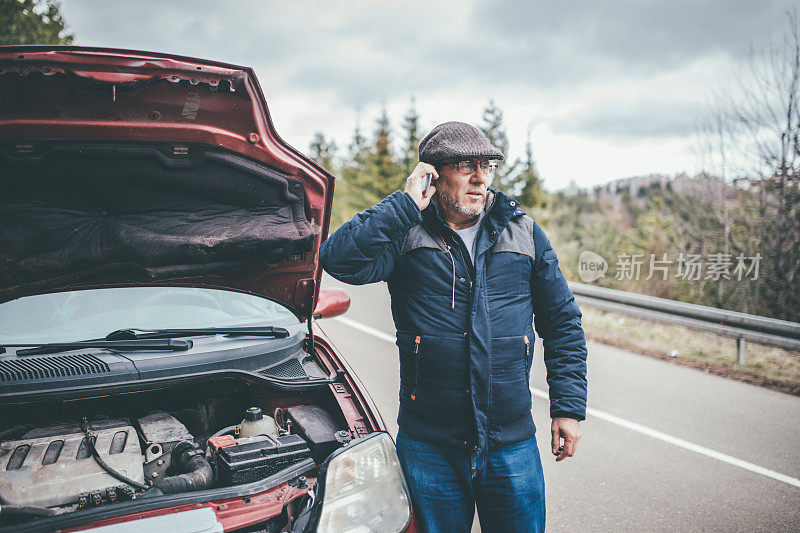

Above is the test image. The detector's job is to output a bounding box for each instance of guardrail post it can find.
[737,337,746,366]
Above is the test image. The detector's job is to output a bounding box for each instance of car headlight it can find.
[310,432,412,533]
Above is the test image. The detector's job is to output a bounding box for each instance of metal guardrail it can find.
[568,282,800,364]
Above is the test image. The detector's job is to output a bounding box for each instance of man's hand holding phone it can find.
[404,162,438,211]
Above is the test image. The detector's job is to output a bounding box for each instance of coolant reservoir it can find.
[239,407,278,437]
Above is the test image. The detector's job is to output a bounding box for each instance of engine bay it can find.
[0,375,355,529]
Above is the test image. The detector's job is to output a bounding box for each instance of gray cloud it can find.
[474,0,793,70]
[552,97,703,140]
[61,1,315,69]
[281,0,798,106]
[62,1,797,99]
[57,0,797,147]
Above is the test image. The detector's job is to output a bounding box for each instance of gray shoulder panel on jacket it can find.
[401,223,442,254]
[493,215,535,258]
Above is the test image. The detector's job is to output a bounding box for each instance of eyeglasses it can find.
[445,160,500,175]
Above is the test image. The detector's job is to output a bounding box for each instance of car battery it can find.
[287,405,346,463]
[213,434,310,485]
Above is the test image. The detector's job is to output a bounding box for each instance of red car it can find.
[0,46,416,533]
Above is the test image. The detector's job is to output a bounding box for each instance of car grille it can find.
[259,357,307,380]
[0,354,110,382]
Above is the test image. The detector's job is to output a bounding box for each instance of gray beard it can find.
[438,188,484,217]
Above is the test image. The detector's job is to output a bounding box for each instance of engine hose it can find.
[208,425,237,440]
[83,428,149,491]
[0,505,58,518]
[159,441,214,494]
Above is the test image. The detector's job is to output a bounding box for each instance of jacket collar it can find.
[483,187,525,233]
[478,189,525,255]
[420,189,526,264]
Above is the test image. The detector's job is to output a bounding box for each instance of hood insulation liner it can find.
[0,143,318,302]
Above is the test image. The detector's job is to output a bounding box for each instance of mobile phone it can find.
[421,173,433,198]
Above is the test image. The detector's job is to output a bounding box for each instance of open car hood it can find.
[0,46,334,319]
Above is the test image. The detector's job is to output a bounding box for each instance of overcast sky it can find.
[59,1,795,190]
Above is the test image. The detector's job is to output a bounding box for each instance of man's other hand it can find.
[404,162,439,211]
[551,417,581,462]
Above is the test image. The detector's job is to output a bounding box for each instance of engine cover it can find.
[0,425,143,507]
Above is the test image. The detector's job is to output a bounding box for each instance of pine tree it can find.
[340,107,406,212]
[339,123,372,213]
[480,99,519,196]
[327,123,368,227]
[0,0,74,45]
[480,99,510,155]
[401,97,421,177]
[347,123,368,163]
[308,132,337,173]
[517,130,544,208]
[366,106,405,197]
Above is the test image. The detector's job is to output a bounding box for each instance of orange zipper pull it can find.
[524,335,530,374]
[411,336,421,400]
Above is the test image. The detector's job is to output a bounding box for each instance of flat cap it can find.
[418,121,504,165]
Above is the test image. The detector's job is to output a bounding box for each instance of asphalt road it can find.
[318,274,800,532]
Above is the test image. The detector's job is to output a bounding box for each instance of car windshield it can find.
[0,287,300,345]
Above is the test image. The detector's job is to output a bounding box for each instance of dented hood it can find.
[0,46,334,319]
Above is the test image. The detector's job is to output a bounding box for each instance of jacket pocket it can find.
[489,335,532,424]
[397,332,471,421]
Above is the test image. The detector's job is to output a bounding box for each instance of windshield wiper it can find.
[11,339,193,356]
[1,327,290,357]
[104,326,290,341]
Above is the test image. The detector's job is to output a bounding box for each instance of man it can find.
[320,121,587,532]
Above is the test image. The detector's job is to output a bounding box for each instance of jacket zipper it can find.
[454,205,495,284]
[437,236,458,310]
[411,335,421,400]
[450,235,473,288]
[441,231,474,310]
[524,335,530,375]
[524,335,532,401]
[428,190,498,301]
[442,208,495,303]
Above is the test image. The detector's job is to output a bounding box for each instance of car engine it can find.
[0,386,349,521]
[0,419,143,508]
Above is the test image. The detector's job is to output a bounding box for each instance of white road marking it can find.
[528,389,800,489]
[333,316,396,344]
[331,316,800,490]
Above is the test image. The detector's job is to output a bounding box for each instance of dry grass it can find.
[580,307,800,396]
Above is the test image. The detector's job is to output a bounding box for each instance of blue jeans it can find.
[395,430,545,533]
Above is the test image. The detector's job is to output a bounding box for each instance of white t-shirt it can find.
[454,211,485,264]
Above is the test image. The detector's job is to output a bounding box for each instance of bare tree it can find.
[696,11,800,320]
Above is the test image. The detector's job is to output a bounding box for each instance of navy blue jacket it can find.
[320,189,587,452]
